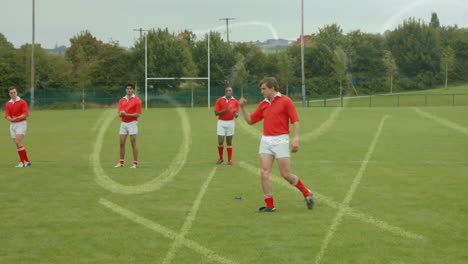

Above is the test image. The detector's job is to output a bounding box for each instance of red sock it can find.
[217,146,224,160]
[294,179,311,197]
[264,194,275,209]
[133,160,138,165]
[119,159,124,165]
[17,147,24,163]
[22,148,30,163]
[227,145,233,161]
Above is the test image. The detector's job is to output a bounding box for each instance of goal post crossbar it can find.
[144,32,211,110]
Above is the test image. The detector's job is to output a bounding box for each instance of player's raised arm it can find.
[239,98,252,124]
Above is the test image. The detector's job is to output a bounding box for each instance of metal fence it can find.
[308,93,468,107]
[6,88,468,109]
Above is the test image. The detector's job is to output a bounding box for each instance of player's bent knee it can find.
[260,168,271,179]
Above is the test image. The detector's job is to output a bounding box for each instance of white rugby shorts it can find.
[120,121,138,135]
[258,134,290,158]
[10,121,27,138]
[217,120,235,136]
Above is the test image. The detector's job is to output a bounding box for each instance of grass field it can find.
[1,105,467,263]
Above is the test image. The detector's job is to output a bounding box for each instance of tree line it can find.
[1,12,467,102]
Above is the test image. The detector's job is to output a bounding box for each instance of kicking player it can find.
[239,77,314,212]
[214,87,239,165]
[115,83,142,168]
[5,86,31,168]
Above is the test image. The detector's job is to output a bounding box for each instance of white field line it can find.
[99,197,236,264]
[302,107,341,141]
[238,160,424,241]
[238,107,342,142]
[91,108,191,194]
[314,115,390,264]
[237,117,262,138]
[413,107,468,136]
[162,167,218,264]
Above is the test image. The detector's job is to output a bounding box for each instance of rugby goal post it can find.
[144,32,211,109]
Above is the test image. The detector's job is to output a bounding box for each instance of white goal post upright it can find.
[144,32,211,110]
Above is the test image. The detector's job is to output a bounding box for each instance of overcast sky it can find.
[1,0,468,49]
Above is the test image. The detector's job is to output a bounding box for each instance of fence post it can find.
[340,93,343,107]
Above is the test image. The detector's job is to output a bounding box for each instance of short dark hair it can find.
[125,83,135,89]
[8,86,17,92]
[259,77,279,91]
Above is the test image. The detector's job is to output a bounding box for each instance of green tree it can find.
[0,33,24,101]
[316,24,345,51]
[430,12,440,28]
[332,46,348,97]
[383,51,398,93]
[193,32,236,91]
[386,18,441,90]
[232,42,268,85]
[131,28,198,94]
[346,30,386,94]
[441,46,455,89]
[275,51,295,96]
[230,54,249,97]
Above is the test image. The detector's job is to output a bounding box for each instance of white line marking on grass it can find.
[238,160,424,241]
[162,167,218,264]
[237,117,262,138]
[302,107,342,141]
[413,107,468,136]
[99,197,236,264]
[314,115,390,264]
[91,107,191,194]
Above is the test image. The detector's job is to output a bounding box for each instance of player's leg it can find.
[226,120,234,165]
[128,121,139,168]
[15,134,30,166]
[11,121,30,167]
[216,120,225,164]
[130,135,138,168]
[217,136,225,164]
[115,134,127,167]
[277,157,314,209]
[226,136,233,165]
[116,122,128,167]
[12,134,26,167]
[258,153,276,212]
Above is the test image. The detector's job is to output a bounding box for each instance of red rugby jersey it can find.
[118,95,142,122]
[5,97,29,122]
[214,96,239,121]
[250,92,299,136]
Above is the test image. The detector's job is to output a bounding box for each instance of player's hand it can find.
[119,111,126,117]
[290,137,299,153]
[239,98,247,106]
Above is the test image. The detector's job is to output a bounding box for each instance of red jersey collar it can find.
[222,95,235,102]
[263,91,282,104]
[123,94,136,100]
[8,96,21,103]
